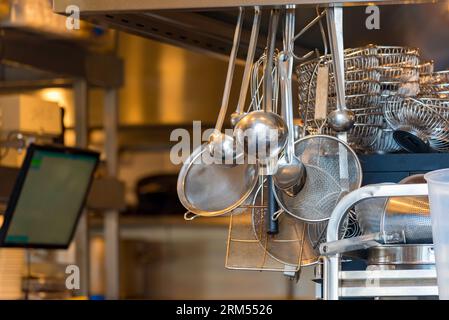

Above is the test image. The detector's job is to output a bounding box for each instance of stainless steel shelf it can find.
[52,0,446,60]
[53,0,433,12]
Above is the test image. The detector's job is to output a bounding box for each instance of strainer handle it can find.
[184,211,199,221]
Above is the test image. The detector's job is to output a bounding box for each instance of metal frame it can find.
[52,0,435,12]
[322,183,430,300]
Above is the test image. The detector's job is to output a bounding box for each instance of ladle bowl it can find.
[234,110,288,162]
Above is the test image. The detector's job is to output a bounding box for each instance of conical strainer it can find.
[274,134,362,222]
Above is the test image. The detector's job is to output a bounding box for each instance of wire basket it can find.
[384,97,449,151]
[419,70,449,99]
[225,181,318,272]
[418,60,435,82]
[375,46,420,67]
[296,46,381,150]
[368,125,402,154]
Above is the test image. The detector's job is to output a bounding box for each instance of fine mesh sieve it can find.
[356,175,432,244]
[274,135,362,222]
[177,144,259,217]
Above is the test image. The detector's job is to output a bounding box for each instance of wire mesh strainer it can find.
[274,135,362,222]
[178,144,259,217]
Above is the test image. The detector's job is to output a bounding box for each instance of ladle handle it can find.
[266,175,279,234]
[215,7,244,132]
[326,6,346,113]
[263,8,280,113]
[235,6,261,116]
[278,53,295,163]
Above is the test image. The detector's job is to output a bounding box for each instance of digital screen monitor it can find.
[0,144,99,248]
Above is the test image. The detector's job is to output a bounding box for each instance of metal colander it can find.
[356,175,432,244]
[274,135,362,222]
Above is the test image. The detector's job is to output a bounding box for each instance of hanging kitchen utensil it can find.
[177,8,259,218]
[325,6,355,133]
[274,134,362,222]
[273,7,306,197]
[251,181,318,267]
[234,8,288,175]
[231,6,261,127]
[208,7,244,162]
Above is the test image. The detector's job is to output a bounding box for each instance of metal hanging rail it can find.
[53,0,435,12]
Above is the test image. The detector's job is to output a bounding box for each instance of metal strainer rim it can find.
[273,134,363,222]
[177,143,259,217]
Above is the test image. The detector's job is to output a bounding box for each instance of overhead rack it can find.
[52,0,440,58]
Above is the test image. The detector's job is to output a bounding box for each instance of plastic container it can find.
[424,168,449,300]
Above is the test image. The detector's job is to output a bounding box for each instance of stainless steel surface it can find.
[177,143,258,217]
[104,89,120,300]
[320,231,405,256]
[367,244,435,266]
[234,7,261,117]
[263,9,279,114]
[339,269,437,298]
[273,18,306,195]
[234,10,287,172]
[52,2,449,71]
[324,183,429,300]
[274,134,362,222]
[326,6,355,132]
[53,0,438,12]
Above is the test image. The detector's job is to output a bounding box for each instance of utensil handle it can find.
[236,6,261,115]
[279,7,296,163]
[326,6,346,112]
[215,7,244,132]
[263,8,280,113]
[266,175,279,234]
[278,53,294,163]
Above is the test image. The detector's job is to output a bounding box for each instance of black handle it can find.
[266,175,279,235]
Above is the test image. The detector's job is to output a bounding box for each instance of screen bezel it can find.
[0,144,99,249]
